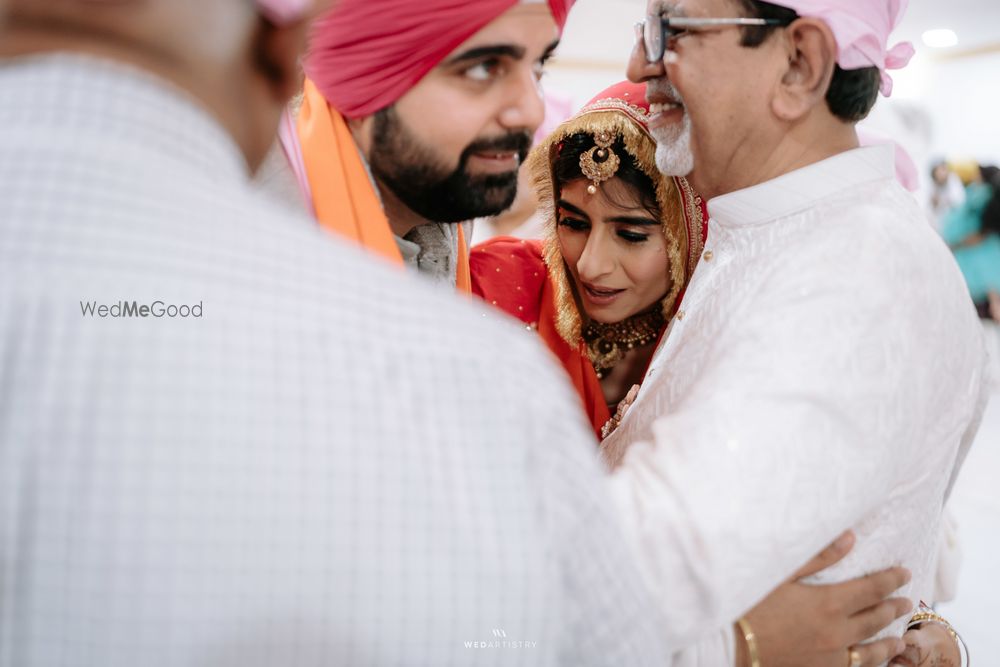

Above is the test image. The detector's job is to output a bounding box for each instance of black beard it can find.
[368,107,532,224]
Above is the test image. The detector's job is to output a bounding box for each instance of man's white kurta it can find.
[604,145,990,659]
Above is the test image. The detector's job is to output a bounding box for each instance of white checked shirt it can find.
[0,54,668,667]
[603,145,991,664]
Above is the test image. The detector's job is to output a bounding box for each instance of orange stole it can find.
[297,79,471,292]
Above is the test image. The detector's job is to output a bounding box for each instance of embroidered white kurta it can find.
[0,55,668,666]
[604,145,991,663]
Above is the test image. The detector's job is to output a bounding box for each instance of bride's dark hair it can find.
[552,132,660,217]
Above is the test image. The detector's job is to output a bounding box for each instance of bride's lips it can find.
[646,98,685,131]
[467,151,520,174]
[582,282,626,306]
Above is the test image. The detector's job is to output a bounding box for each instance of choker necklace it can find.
[583,308,666,379]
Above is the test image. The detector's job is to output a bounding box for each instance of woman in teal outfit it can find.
[941,165,1000,320]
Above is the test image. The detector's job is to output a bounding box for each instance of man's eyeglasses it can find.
[636,15,795,63]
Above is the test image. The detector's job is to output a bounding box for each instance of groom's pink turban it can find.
[772,0,914,96]
[304,0,575,119]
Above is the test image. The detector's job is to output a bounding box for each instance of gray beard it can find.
[651,112,695,177]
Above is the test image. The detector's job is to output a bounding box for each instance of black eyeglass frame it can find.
[636,15,795,63]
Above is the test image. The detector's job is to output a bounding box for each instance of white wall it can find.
[916,52,1000,163]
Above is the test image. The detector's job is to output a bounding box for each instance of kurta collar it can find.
[707,145,895,228]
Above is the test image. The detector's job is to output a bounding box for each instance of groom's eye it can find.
[463,59,504,82]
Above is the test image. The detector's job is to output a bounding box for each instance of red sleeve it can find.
[470,237,548,326]
[472,237,611,440]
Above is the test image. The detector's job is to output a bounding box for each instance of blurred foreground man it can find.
[0,1,669,664]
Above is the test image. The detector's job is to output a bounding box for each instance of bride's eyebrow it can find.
[607,216,659,226]
[557,200,590,219]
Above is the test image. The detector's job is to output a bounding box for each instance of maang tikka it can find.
[579,131,621,194]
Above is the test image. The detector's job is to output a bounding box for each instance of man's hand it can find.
[890,622,962,667]
[738,531,912,667]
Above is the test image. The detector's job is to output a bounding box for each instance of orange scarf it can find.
[296,79,471,291]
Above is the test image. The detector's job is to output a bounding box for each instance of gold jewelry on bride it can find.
[847,648,862,667]
[579,131,621,194]
[583,307,665,378]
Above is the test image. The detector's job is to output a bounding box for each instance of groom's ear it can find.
[770,17,837,122]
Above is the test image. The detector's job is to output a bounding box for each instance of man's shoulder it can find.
[219,196,562,378]
[780,181,957,279]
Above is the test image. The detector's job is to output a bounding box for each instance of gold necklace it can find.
[582,308,665,379]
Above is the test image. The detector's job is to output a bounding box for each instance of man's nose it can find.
[498,67,545,134]
[626,36,667,84]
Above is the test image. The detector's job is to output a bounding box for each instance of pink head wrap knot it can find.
[303,0,576,119]
[773,0,914,96]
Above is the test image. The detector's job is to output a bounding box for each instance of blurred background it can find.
[542,0,1000,656]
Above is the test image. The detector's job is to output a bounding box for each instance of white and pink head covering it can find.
[255,0,314,25]
[772,0,915,96]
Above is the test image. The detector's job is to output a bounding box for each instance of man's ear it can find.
[771,17,837,122]
[252,15,310,105]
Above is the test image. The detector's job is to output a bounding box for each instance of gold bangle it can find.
[737,616,762,667]
[906,603,970,667]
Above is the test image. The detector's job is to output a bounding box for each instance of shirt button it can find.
[676,310,686,321]
[703,250,714,261]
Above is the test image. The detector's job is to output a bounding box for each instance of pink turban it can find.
[303,0,576,119]
[255,0,314,25]
[773,0,914,96]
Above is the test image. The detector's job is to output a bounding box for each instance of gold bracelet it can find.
[737,616,762,667]
[906,602,970,667]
